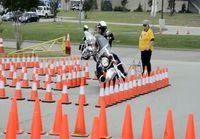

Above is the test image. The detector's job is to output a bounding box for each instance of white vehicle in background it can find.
[36,6,53,18]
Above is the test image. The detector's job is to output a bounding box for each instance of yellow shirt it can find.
[139,28,154,51]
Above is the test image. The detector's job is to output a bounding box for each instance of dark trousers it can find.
[141,50,152,75]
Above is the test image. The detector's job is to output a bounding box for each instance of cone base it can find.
[49,130,60,136]
[4,129,23,134]
[0,96,9,99]
[16,129,24,134]
[75,103,89,106]
[27,99,41,102]
[27,130,46,135]
[95,104,109,108]
[11,97,25,101]
[53,88,62,91]
[71,133,89,137]
[62,102,72,105]
[101,136,112,139]
[9,85,16,88]
[41,100,56,103]
[21,86,31,89]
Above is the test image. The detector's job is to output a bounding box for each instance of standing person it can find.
[139,20,155,76]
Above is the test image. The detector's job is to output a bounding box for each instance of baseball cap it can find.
[142,20,150,26]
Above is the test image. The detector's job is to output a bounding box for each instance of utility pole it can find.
[161,0,164,19]
[79,0,83,25]
[159,0,165,34]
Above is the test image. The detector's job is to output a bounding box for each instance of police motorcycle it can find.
[79,25,96,60]
[79,26,127,83]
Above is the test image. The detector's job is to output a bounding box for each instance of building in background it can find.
[60,0,199,13]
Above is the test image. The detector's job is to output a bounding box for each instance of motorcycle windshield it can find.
[84,31,96,45]
[95,35,110,51]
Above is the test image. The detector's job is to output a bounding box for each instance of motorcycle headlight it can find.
[101,57,109,67]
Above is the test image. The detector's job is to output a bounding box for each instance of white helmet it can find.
[97,21,107,33]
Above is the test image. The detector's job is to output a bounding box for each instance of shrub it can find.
[101,0,113,11]
[134,3,143,12]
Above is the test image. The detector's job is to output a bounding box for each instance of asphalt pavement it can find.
[0,41,200,138]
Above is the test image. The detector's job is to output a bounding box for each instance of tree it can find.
[148,0,152,8]
[1,0,39,11]
[121,0,128,8]
[50,0,59,22]
[168,0,176,16]
[1,0,39,50]
[83,0,97,11]
[101,0,113,11]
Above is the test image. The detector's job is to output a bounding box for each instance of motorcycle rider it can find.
[79,25,89,52]
[96,21,115,47]
[95,22,126,82]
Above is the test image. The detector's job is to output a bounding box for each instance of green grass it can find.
[1,22,200,50]
[58,11,200,27]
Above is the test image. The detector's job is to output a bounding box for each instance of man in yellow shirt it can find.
[139,20,155,76]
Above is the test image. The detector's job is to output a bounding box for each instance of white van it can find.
[36,6,53,18]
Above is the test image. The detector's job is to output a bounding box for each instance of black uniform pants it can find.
[141,50,152,75]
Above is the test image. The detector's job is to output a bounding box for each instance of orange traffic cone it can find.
[72,69,77,88]
[113,79,120,103]
[8,63,15,79]
[164,110,175,139]
[0,37,4,53]
[60,114,70,139]
[9,71,17,88]
[54,72,63,91]
[185,113,196,139]
[91,116,100,139]
[28,82,39,101]
[85,63,90,79]
[121,104,134,139]
[11,98,23,134]
[5,111,16,139]
[49,99,63,135]
[34,54,40,68]
[42,83,55,103]
[109,80,116,105]
[65,34,71,55]
[119,78,126,102]
[21,72,30,88]
[75,78,88,106]
[0,76,8,99]
[4,54,10,70]
[60,82,71,105]
[30,112,41,139]
[5,98,23,134]
[99,101,111,139]
[96,82,106,108]
[71,102,89,137]
[16,54,21,69]
[67,72,72,88]
[43,74,52,90]
[13,77,25,100]
[104,81,111,107]
[142,107,153,139]
[28,98,46,135]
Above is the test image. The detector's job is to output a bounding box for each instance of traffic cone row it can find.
[95,67,170,107]
[1,53,40,70]
[67,68,87,88]
[3,99,197,139]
